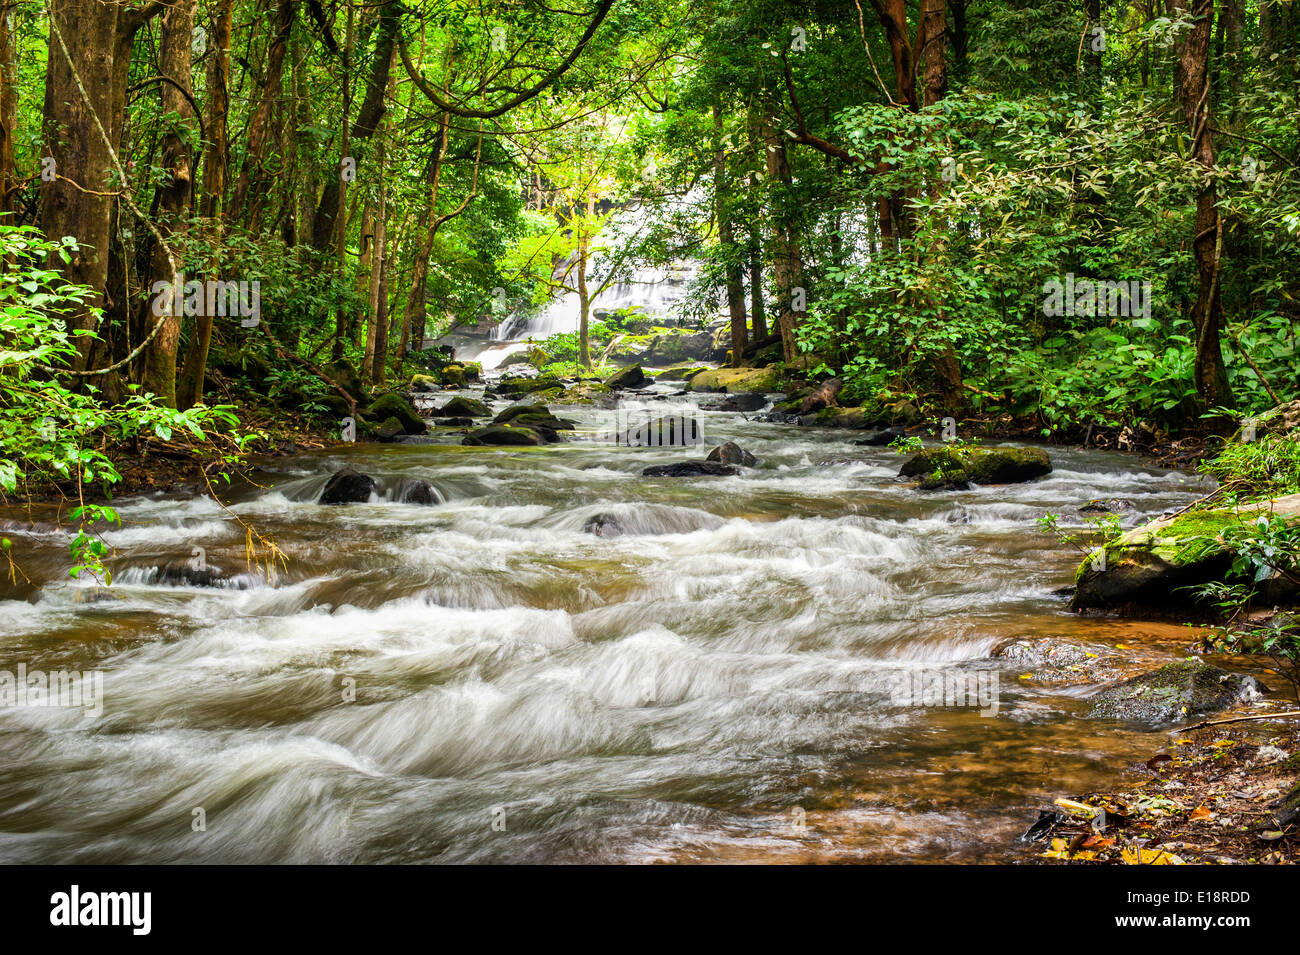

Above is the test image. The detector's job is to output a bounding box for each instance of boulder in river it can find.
[374,416,406,443]
[441,364,467,387]
[432,395,491,418]
[410,374,440,393]
[642,461,738,478]
[706,441,757,467]
[582,513,625,537]
[688,367,778,393]
[364,392,426,435]
[899,446,1052,488]
[605,364,649,390]
[625,415,704,447]
[1087,659,1265,726]
[462,425,544,446]
[712,393,768,412]
[856,426,906,447]
[393,477,442,505]
[320,467,379,505]
[497,375,563,397]
[1070,493,1300,611]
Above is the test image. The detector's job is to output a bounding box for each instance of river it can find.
[0,384,1228,863]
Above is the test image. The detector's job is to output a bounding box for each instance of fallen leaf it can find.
[1122,846,1185,865]
[1146,754,1173,771]
[1258,830,1286,842]
[1188,805,1213,821]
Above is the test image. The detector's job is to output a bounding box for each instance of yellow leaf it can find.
[1189,805,1213,820]
[1054,798,1101,818]
[1210,739,1236,748]
[1122,847,1185,865]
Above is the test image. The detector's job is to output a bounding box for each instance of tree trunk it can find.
[761,111,804,363]
[1172,0,1232,409]
[713,105,747,365]
[40,0,121,369]
[311,0,399,251]
[178,0,234,410]
[141,0,198,407]
[230,0,295,228]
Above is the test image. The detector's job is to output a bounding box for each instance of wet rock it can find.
[899,446,1052,488]
[856,426,905,447]
[462,425,544,446]
[461,362,482,383]
[436,416,475,428]
[641,461,738,478]
[1071,494,1300,611]
[364,392,427,435]
[559,381,615,406]
[432,395,491,418]
[410,374,440,393]
[1080,498,1135,513]
[688,367,779,393]
[625,416,704,448]
[713,393,768,412]
[605,364,649,390]
[494,402,546,424]
[654,364,710,382]
[706,441,757,467]
[154,562,231,588]
[994,637,1124,686]
[1087,659,1265,725]
[320,467,379,505]
[392,477,442,505]
[374,416,406,443]
[497,375,563,397]
[582,513,625,537]
[441,364,467,387]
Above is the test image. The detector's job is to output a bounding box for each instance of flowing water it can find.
[0,386,1247,864]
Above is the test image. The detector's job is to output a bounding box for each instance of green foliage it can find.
[0,226,241,496]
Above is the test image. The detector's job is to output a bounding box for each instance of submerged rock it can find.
[706,441,757,467]
[582,513,625,537]
[641,461,738,478]
[320,467,378,505]
[1087,659,1265,725]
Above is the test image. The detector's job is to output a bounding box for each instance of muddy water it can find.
[0,388,1241,863]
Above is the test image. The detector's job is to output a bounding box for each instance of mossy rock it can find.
[899,446,1051,486]
[364,392,426,435]
[441,364,467,387]
[432,395,490,418]
[461,362,483,382]
[374,416,405,442]
[410,374,440,393]
[688,367,779,393]
[606,364,649,390]
[810,406,874,430]
[494,402,547,424]
[497,375,563,397]
[323,359,366,402]
[462,425,544,446]
[558,381,614,405]
[1087,659,1265,726]
[1071,493,1300,611]
[655,364,711,381]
